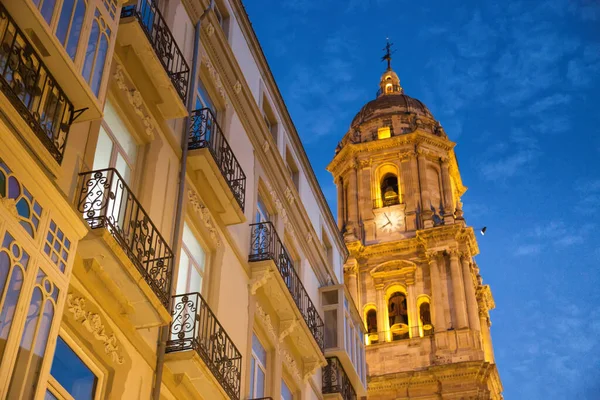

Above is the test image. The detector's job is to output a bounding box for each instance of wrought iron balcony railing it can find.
[189,108,246,211]
[322,357,357,400]
[249,221,324,351]
[166,292,242,400]
[0,2,74,164]
[77,168,173,307]
[121,0,189,102]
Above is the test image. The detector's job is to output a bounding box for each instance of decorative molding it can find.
[249,269,272,295]
[303,360,320,382]
[306,232,313,244]
[255,303,278,344]
[205,22,215,36]
[278,319,298,342]
[263,180,294,237]
[201,54,227,101]
[262,140,270,153]
[187,189,221,246]
[233,81,242,94]
[281,350,302,383]
[284,187,294,204]
[113,64,155,138]
[0,198,19,219]
[66,294,125,364]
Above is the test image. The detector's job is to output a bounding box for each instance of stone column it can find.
[347,163,359,236]
[344,258,359,308]
[480,312,496,363]
[440,158,455,224]
[417,148,433,227]
[462,256,481,331]
[449,250,468,329]
[406,282,419,338]
[427,252,447,331]
[408,151,420,230]
[375,284,386,342]
[336,177,344,230]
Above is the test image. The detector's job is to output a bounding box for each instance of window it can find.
[56,0,87,60]
[249,334,267,398]
[321,228,333,268]
[176,223,206,295]
[285,148,299,190]
[388,292,409,341]
[419,301,433,337]
[48,336,98,400]
[377,126,391,139]
[255,194,271,223]
[380,173,399,207]
[261,94,277,142]
[93,100,138,184]
[281,379,293,400]
[213,1,230,38]
[195,78,217,117]
[82,9,112,96]
[366,308,378,343]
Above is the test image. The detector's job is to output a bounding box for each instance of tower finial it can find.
[382,38,395,70]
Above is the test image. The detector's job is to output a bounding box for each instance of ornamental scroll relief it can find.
[187,189,221,247]
[66,294,125,365]
[113,64,155,138]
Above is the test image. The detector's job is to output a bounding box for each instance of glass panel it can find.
[91,26,110,96]
[40,0,57,25]
[182,223,205,272]
[175,250,189,295]
[322,290,338,306]
[324,309,337,348]
[93,126,113,171]
[45,390,59,400]
[104,101,137,161]
[196,79,216,116]
[249,359,255,396]
[252,334,267,366]
[50,336,98,400]
[114,153,131,184]
[188,267,202,294]
[256,196,270,223]
[255,367,265,397]
[281,380,293,400]
[82,17,99,83]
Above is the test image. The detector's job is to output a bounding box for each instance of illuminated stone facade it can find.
[328,65,503,399]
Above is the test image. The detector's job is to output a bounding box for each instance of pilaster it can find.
[426,251,447,331]
[449,249,468,329]
[461,256,480,332]
[375,284,386,343]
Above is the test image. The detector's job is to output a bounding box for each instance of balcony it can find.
[320,285,367,397]
[76,168,173,326]
[117,0,189,119]
[187,108,246,225]
[249,222,325,359]
[0,2,74,165]
[322,357,357,400]
[166,292,241,400]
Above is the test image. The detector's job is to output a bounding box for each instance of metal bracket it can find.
[70,107,89,125]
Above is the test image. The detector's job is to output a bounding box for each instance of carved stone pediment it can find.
[370,260,416,278]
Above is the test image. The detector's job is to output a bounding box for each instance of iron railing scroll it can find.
[322,357,357,400]
[121,0,190,102]
[0,2,74,164]
[189,108,246,211]
[248,221,324,351]
[166,292,242,400]
[77,168,173,307]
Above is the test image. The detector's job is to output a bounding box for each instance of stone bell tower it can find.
[327,43,503,399]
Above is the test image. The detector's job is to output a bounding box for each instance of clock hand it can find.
[384,213,392,224]
[382,221,391,228]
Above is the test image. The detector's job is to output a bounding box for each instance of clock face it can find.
[377,211,403,234]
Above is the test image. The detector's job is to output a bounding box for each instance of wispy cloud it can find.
[479,130,541,181]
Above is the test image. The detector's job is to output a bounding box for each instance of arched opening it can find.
[385,83,393,93]
[388,292,408,341]
[380,173,399,207]
[365,308,378,344]
[420,302,433,336]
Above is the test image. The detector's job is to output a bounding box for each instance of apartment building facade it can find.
[0,1,366,399]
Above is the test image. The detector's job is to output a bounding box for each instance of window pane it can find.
[189,267,202,294]
[92,126,113,171]
[255,367,265,397]
[182,223,205,272]
[175,251,190,295]
[252,334,267,366]
[196,79,216,116]
[44,390,59,400]
[104,101,137,162]
[281,380,293,400]
[50,337,97,400]
[249,359,255,396]
[114,153,131,184]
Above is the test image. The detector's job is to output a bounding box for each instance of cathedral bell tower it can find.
[327,43,503,399]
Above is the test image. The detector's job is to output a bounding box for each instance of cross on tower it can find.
[382,38,395,70]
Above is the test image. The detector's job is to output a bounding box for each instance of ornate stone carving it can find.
[278,319,298,342]
[284,187,294,204]
[249,269,272,295]
[303,360,320,382]
[255,303,278,343]
[66,294,125,364]
[233,81,242,94]
[306,232,313,244]
[281,350,302,383]
[263,180,294,237]
[0,198,19,218]
[262,140,270,153]
[205,23,215,36]
[187,189,221,246]
[201,54,227,101]
[113,64,154,138]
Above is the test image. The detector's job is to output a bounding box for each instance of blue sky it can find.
[244,0,600,398]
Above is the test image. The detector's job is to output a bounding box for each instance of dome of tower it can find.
[350,92,434,128]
